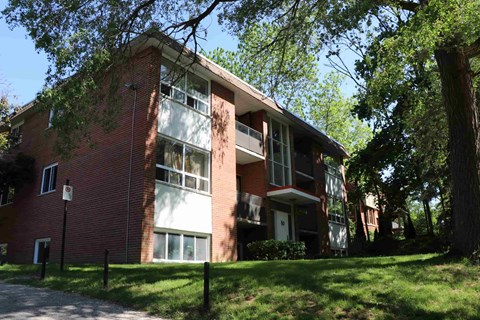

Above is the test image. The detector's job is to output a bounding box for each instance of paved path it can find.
[0,281,164,320]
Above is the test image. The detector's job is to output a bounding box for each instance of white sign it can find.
[63,185,73,201]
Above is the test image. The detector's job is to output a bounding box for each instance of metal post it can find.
[203,262,210,311]
[103,249,109,289]
[40,246,47,280]
[60,178,69,271]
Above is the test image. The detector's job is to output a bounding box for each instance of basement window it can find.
[153,232,208,262]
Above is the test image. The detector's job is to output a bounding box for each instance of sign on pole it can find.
[62,185,73,201]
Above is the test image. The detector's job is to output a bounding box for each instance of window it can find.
[153,232,208,262]
[33,238,50,264]
[48,109,55,128]
[328,196,346,224]
[10,121,24,146]
[156,136,210,193]
[324,156,342,177]
[0,186,14,206]
[160,58,210,115]
[0,244,7,262]
[268,118,291,186]
[41,163,58,194]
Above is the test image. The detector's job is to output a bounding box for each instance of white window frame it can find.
[268,117,291,187]
[33,237,51,264]
[0,186,14,207]
[327,195,346,225]
[156,135,211,194]
[10,120,24,145]
[153,231,210,263]
[40,163,58,195]
[160,57,211,116]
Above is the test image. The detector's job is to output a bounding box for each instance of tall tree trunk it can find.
[422,200,431,234]
[438,185,447,218]
[423,200,434,235]
[435,48,480,256]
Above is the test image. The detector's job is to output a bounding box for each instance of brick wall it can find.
[237,110,269,198]
[210,81,237,262]
[0,47,160,264]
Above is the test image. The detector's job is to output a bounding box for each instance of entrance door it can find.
[275,211,293,241]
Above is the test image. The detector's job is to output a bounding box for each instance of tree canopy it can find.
[204,23,371,154]
[3,0,480,257]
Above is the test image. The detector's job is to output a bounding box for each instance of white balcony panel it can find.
[329,222,348,250]
[325,173,343,199]
[158,99,211,150]
[155,182,212,234]
[236,146,265,164]
[267,187,320,204]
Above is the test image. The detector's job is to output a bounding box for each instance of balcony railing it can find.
[237,192,266,223]
[235,121,263,156]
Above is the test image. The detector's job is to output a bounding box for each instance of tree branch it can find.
[465,38,480,59]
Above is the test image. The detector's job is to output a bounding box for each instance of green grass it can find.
[1,254,480,319]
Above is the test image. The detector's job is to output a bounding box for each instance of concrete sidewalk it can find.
[0,281,164,319]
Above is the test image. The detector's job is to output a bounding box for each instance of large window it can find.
[328,196,346,224]
[153,232,208,262]
[156,136,210,193]
[41,163,58,194]
[268,118,291,186]
[160,58,210,115]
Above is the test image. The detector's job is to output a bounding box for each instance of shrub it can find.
[247,240,306,260]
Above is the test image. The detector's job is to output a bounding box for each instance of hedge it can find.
[247,240,306,260]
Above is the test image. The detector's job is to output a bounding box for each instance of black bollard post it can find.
[103,249,109,289]
[40,247,47,280]
[203,261,210,312]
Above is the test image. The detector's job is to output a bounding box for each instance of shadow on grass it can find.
[1,254,479,319]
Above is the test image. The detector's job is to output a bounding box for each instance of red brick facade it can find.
[0,47,160,264]
[0,43,349,264]
[210,81,237,262]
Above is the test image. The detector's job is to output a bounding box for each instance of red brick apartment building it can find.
[0,37,349,264]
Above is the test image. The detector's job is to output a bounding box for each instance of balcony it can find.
[267,185,320,205]
[236,121,265,164]
[237,192,266,224]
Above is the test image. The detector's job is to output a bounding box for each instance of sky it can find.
[0,5,356,106]
[0,5,240,106]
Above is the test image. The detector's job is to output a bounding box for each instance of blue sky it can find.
[0,6,239,106]
[0,6,355,106]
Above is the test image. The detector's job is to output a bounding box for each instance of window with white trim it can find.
[10,121,24,146]
[153,232,208,262]
[156,135,210,193]
[328,196,346,224]
[41,163,58,194]
[324,156,342,177]
[33,238,50,264]
[160,58,210,115]
[268,118,291,186]
[0,186,14,206]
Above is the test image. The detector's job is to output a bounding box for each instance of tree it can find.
[3,0,480,257]
[205,24,371,154]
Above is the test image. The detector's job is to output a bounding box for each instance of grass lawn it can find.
[0,254,479,319]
